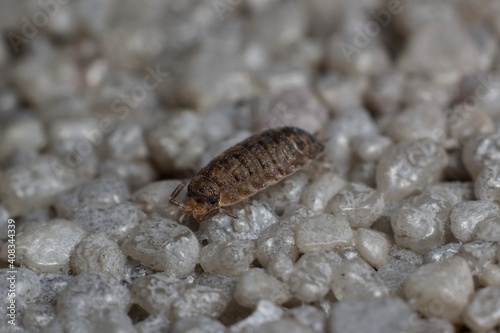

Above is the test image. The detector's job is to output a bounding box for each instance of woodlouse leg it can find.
[199,209,222,222]
[222,208,238,219]
[169,184,185,207]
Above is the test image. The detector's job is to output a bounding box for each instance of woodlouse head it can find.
[169,176,222,221]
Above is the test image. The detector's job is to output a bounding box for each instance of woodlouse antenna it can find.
[221,208,238,219]
[169,184,185,208]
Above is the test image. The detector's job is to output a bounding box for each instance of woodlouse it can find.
[169,126,324,221]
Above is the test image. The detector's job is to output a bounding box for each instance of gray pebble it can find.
[57,272,130,317]
[131,274,229,320]
[403,256,474,323]
[376,139,448,201]
[3,219,86,274]
[475,163,500,203]
[331,258,389,301]
[450,200,500,242]
[72,203,145,243]
[354,228,391,269]
[301,172,345,212]
[256,223,298,268]
[464,286,500,332]
[462,131,500,179]
[200,239,255,276]
[391,194,450,254]
[0,268,40,308]
[70,233,126,278]
[55,175,130,219]
[328,183,385,228]
[122,217,199,278]
[376,249,422,294]
[328,298,419,333]
[170,316,226,333]
[288,252,338,302]
[22,304,55,333]
[234,268,292,308]
[295,214,353,253]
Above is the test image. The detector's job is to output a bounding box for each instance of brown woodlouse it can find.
[169,126,324,221]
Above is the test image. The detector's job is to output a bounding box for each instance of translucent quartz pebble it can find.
[384,103,446,143]
[170,316,226,333]
[390,193,451,254]
[22,304,55,333]
[462,131,500,179]
[254,171,309,215]
[0,268,40,307]
[34,274,72,306]
[354,228,391,269]
[288,305,326,333]
[328,183,385,228]
[450,200,500,242]
[288,252,339,302]
[72,203,145,243]
[401,77,451,108]
[423,243,460,264]
[200,239,255,276]
[2,219,86,274]
[132,180,189,221]
[328,298,418,333]
[447,103,494,146]
[256,223,298,268]
[475,163,500,203]
[376,139,448,201]
[363,72,404,115]
[99,159,157,191]
[103,121,148,161]
[403,256,474,323]
[135,314,170,333]
[316,74,368,113]
[423,181,474,206]
[195,273,237,296]
[55,175,130,219]
[301,172,346,211]
[351,135,392,163]
[331,258,389,301]
[0,156,89,215]
[255,87,328,135]
[47,117,99,154]
[397,22,480,84]
[251,319,313,333]
[90,309,137,333]
[295,214,353,253]
[197,200,278,243]
[376,249,422,294]
[70,233,126,278]
[146,111,206,174]
[131,274,229,320]
[267,253,295,282]
[464,286,500,332]
[479,263,500,287]
[229,300,284,333]
[0,116,46,159]
[234,268,292,308]
[57,272,130,317]
[122,217,199,278]
[323,109,378,175]
[458,241,498,275]
[474,215,500,242]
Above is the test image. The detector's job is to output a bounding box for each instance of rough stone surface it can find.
[295,214,353,253]
[200,239,255,276]
[450,200,500,242]
[328,298,419,333]
[56,273,130,317]
[2,219,86,274]
[403,256,474,323]
[122,217,199,278]
[391,194,451,254]
[376,139,448,201]
[132,274,229,320]
[234,268,292,308]
[70,233,126,278]
[328,183,385,228]
[464,286,500,332]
